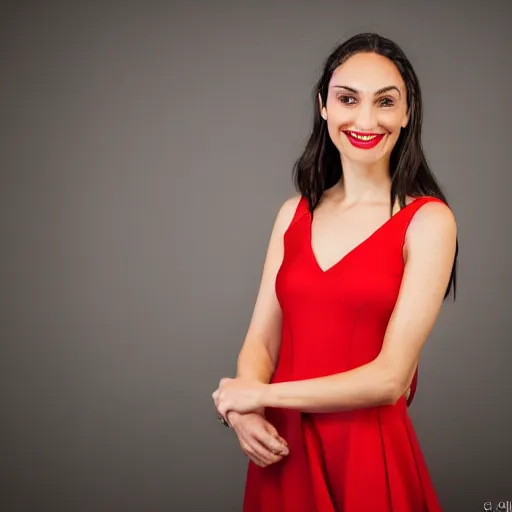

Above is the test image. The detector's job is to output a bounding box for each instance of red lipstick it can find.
[343,130,385,149]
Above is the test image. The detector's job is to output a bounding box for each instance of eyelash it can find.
[337,95,395,107]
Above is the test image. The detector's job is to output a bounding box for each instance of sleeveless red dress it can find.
[243,195,445,512]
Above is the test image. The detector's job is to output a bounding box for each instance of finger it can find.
[264,422,279,437]
[255,446,283,465]
[247,450,269,467]
[217,403,229,421]
[248,455,266,467]
[258,437,289,456]
[247,442,282,466]
[239,441,268,467]
[263,423,289,448]
[247,434,285,463]
[275,433,287,443]
[239,432,283,465]
[256,430,289,455]
[241,422,288,458]
[226,410,239,427]
[276,435,288,448]
[270,432,289,449]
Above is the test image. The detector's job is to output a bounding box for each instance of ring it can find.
[217,415,230,428]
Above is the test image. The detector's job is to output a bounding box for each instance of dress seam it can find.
[404,421,429,511]
[377,408,394,511]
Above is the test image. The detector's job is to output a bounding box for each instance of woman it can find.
[212,32,458,511]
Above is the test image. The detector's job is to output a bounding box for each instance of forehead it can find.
[329,52,405,93]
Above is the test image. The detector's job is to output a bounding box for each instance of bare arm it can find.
[253,202,457,412]
[233,195,302,384]
[224,196,301,467]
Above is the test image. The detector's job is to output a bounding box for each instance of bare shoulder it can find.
[273,194,303,236]
[406,199,457,258]
[409,199,457,236]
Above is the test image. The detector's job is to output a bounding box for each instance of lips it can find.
[343,130,385,149]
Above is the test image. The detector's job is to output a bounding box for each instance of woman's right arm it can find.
[232,195,301,388]
[225,196,301,467]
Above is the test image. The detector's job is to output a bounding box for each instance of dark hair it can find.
[292,32,458,300]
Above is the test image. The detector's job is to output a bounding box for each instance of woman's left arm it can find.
[214,202,457,416]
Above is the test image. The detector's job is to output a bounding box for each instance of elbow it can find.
[386,388,402,406]
[374,358,413,406]
[372,361,401,406]
[386,378,410,405]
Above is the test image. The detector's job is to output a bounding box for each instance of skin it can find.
[214,52,457,465]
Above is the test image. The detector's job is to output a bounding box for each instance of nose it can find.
[354,102,375,131]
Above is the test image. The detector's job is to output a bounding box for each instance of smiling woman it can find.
[213,32,458,512]
[319,52,411,167]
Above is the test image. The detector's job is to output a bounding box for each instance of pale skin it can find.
[214,52,457,467]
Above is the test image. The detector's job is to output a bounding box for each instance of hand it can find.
[212,378,267,420]
[227,410,289,468]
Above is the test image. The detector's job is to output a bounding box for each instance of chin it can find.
[341,146,388,164]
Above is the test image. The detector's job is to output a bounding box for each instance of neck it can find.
[331,155,392,205]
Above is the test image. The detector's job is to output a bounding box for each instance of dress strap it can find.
[403,195,446,216]
[285,196,309,235]
[398,196,448,246]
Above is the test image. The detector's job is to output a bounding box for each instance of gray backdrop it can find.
[1,1,511,511]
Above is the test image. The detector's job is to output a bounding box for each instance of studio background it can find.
[1,1,511,510]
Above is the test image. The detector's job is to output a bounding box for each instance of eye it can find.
[378,97,395,107]
[337,95,357,105]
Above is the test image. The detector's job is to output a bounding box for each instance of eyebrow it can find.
[332,85,401,98]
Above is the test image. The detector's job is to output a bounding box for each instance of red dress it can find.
[243,195,444,512]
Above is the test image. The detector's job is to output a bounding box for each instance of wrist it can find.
[227,408,264,428]
[226,410,239,427]
[259,383,273,409]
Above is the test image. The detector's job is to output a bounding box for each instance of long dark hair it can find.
[292,32,458,300]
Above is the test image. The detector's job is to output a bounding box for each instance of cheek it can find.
[326,109,352,129]
[326,120,347,149]
[377,110,406,132]
[325,111,354,145]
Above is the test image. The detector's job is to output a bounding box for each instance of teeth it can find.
[349,132,378,141]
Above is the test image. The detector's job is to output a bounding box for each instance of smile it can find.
[343,131,385,149]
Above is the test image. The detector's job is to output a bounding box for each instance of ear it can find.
[318,92,327,120]
[401,109,410,128]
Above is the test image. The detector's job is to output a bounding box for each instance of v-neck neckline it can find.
[308,197,423,274]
